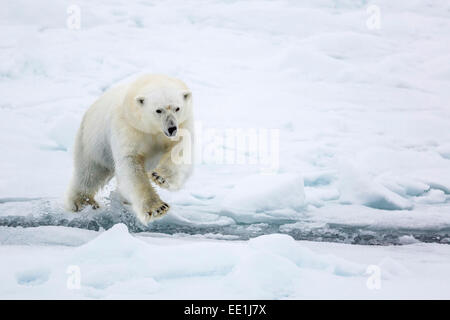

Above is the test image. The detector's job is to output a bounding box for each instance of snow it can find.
[1,0,450,298]
[221,173,305,222]
[0,224,449,299]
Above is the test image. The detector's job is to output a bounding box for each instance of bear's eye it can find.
[156,109,162,114]
[175,107,180,112]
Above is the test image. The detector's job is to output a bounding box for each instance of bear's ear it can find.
[182,90,192,101]
[135,96,145,106]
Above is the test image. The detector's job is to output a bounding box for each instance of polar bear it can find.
[65,74,194,225]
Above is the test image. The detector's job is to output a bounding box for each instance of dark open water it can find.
[0,197,449,245]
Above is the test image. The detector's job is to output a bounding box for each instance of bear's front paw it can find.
[149,171,170,189]
[137,198,170,224]
[67,196,99,212]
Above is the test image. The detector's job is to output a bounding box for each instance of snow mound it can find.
[71,224,157,290]
[0,224,373,299]
[339,161,414,210]
[225,249,302,299]
[248,234,364,276]
[378,257,411,280]
[221,173,305,221]
[75,223,148,258]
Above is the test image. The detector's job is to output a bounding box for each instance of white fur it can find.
[65,74,194,225]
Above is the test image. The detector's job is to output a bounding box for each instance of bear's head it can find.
[125,76,192,138]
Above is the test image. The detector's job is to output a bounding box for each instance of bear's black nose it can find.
[168,126,177,136]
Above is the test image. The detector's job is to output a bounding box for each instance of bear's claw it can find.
[70,196,99,212]
[87,198,100,209]
[146,201,170,218]
[150,171,170,189]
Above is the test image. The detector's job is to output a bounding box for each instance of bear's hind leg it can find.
[65,161,112,212]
